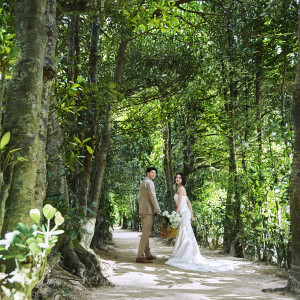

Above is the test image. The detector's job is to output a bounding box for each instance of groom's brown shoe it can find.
[136,258,153,263]
[146,255,156,260]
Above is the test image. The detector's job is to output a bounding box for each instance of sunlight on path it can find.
[83,228,296,300]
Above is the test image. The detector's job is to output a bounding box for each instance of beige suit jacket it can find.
[138,177,160,215]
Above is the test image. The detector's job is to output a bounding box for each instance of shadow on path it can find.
[81,227,296,300]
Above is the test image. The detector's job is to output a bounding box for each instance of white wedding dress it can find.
[166,194,236,272]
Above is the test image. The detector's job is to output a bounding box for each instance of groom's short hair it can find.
[146,167,157,175]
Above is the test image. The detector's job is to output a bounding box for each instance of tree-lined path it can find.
[2,1,300,298]
[79,228,296,300]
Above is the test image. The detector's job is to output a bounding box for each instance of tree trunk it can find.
[90,40,129,209]
[223,16,242,256]
[68,13,82,200]
[91,39,129,249]
[0,2,59,298]
[183,113,196,196]
[0,65,6,130]
[287,3,300,293]
[0,164,15,234]
[67,14,76,83]
[34,0,58,208]
[163,122,174,210]
[224,84,243,256]
[46,109,69,205]
[78,19,100,214]
[66,14,80,83]
[2,0,47,235]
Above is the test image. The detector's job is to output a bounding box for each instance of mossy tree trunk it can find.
[46,110,70,205]
[0,1,58,299]
[78,18,100,216]
[34,0,57,209]
[73,18,101,247]
[2,0,48,235]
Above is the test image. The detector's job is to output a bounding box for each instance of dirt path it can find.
[79,227,297,300]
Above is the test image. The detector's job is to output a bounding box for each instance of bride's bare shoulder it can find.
[178,186,186,195]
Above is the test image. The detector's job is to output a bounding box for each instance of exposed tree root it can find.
[33,243,111,300]
[60,242,110,287]
[32,263,84,300]
[74,244,110,286]
[91,221,113,250]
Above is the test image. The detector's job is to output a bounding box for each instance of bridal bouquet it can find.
[159,211,181,239]
[161,211,181,228]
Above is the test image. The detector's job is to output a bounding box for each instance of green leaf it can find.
[71,83,80,90]
[16,156,28,162]
[25,237,36,245]
[82,206,97,215]
[16,253,28,262]
[45,248,53,255]
[29,242,42,254]
[86,145,93,154]
[28,224,38,235]
[69,229,78,240]
[7,45,20,58]
[8,148,21,154]
[16,222,28,235]
[0,132,10,150]
[35,236,44,244]
[43,204,57,220]
[54,211,64,226]
[29,209,41,223]
[74,136,81,144]
[82,137,91,143]
[108,82,117,90]
[1,254,15,259]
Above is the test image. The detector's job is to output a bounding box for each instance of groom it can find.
[136,167,161,263]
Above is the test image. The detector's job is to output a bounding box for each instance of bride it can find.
[166,173,237,272]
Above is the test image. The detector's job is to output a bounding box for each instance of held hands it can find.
[156,209,162,215]
[191,215,196,221]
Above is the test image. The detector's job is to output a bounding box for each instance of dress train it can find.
[165,194,237,272]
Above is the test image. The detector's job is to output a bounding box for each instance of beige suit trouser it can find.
[137,214,154,258]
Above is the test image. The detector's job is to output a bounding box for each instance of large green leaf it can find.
[0,132,10,150]
[43,204,57,220]
[16,222,28,235]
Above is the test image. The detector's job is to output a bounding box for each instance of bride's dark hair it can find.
[174,173,186,186]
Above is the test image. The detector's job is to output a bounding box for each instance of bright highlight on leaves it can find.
[30,209,41,223]
[55,211,64,225]
[43,204,57,220]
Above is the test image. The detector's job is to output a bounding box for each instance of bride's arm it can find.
[187,197,195,220]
